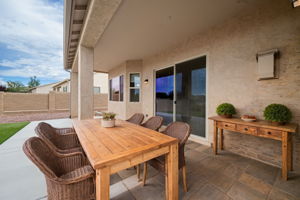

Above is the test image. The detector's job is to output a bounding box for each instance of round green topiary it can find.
[263,104,292,123]
[216,103,236,116]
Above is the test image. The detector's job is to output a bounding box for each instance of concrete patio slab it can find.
[0,118,72,200]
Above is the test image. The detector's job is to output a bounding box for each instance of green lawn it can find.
[0,122,30,144]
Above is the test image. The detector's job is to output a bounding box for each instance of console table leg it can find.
[219,129,224,150]
[213,121,218,155]
[287,134,293,171]
[282,132,288,181]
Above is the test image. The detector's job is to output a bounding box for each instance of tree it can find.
[6,81,27,92]
[28,76,40,88]
[0,85,6,92]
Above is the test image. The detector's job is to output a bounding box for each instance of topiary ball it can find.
[263,104,292,123]
[216,103,236,117]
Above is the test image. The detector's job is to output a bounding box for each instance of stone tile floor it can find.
[110,140,300,200]
[0,118,299,200]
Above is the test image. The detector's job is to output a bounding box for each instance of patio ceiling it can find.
[93,0,263,72]
[65,0,264,72]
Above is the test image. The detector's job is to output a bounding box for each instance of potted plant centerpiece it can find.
[263,104,292,125]
[216,103,236,118]
[101,112,116,128]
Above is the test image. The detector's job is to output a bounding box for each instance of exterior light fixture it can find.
[144,79,149,84]
[290,0,300,7]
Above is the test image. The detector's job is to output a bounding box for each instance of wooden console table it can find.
[209,116,297,180]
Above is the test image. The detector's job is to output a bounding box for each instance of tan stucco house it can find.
[29,82,60,94]
[64,0,300,172]
[53,73,108,93]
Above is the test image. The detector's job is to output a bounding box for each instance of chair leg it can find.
[142,162,148,186]
[182,165,188,192]
[137,164,141,181]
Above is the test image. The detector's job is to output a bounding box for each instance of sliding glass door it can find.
[155,67,174,125]
[175,57,206,137]
[155,56,206,138]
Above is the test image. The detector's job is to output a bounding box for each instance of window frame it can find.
[109,75,124,102]
[63,86,68,92]
[129,72,141,102]
[93,87,101,94]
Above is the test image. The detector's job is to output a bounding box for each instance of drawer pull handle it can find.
[244,128,248,131]
[267,131,272,135]
[225,124,228,127]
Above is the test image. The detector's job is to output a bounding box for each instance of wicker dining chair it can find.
[126,113,144,125]
[136,116,164,180]
[23,137,95,200]
[142,122,191,192]
[141,116,164,131]
[35,122,82,154]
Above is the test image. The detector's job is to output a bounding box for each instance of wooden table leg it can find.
[287,134,293,171]
[213,121,218,155]
[96,167,110,200]
[165,143,178,200]
[282,132,288,181]
[219,129,224,150]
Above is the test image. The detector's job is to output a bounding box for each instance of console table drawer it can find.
[258,128,282,140]
[236,125,257,136]
[217,122,236,130]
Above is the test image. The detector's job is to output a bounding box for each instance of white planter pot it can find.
[101,119,115,128]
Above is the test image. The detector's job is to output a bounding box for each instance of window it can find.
[63,86,68,92]
[57,87,61,92]
[109,75,124,101]
[93,87,101,94]
[129,73,140,102]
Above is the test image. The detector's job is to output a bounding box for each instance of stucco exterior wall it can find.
[125,60,143,119]
[94,73,108,93]
[53,81,70,92]
[108,63,127,119]
[31,83,55,94]
[139,1,300,169]
[108,61,143,120]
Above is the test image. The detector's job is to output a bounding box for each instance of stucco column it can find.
[78,45,94,120]
[70,71,78,118]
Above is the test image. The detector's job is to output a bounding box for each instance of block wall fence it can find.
[0,92,108,114]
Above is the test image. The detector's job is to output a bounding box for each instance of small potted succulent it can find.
[101,112,116,128]
[216,103,236,118]
[263,104,292,125]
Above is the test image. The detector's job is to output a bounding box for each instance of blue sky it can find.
[0,0,69,86]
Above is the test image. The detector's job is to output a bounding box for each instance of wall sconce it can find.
[144,79,149,84]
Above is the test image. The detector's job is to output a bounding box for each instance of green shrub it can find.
[216,103,236,115]
[102,112,116,120]
[263,104,292,123]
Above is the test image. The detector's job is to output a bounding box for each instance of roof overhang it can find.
[63,0,122,71]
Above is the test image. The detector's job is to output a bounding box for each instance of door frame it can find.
[153,65,176,123]
[153,53,209,145]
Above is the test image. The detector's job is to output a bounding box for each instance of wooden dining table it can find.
[72,119,179,200]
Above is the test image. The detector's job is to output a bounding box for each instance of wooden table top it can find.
[209,116,298,133]
[72,119,178,169]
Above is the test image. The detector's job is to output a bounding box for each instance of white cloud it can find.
[0,0,68,81]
